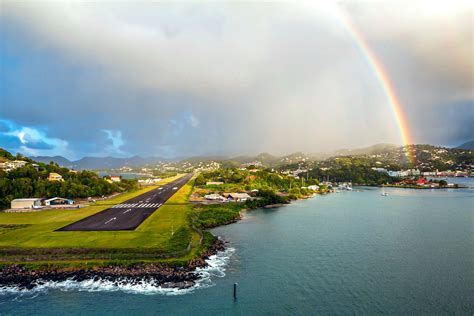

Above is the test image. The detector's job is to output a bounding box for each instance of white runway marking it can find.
[105,217,117,224]
[123,209,132,214]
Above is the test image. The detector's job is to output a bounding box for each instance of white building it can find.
[0,160,28,172]
[44,197,74,206]
[11,198,43,209]
[138,178,162,185]
[372,167,388,173]
[224,193,251,202]
[110,175,122,182]
[204,194,226,201]
[388,169,421,178]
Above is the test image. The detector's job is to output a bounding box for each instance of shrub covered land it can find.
[308,157,395,185]
[0,176,212,268]
[0,150,138,209]
[190,168,325,228]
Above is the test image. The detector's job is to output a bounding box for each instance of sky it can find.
[0,0,473,160]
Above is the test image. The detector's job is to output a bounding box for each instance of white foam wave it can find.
[0,247,235,298]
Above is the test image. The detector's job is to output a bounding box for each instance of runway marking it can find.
[105,217,117,224]
[123,209,132,214]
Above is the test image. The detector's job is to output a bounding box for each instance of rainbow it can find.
[334,8,416,165]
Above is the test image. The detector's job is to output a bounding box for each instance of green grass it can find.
[0,175,203,266]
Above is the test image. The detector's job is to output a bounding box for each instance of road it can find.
[58,174,193,231]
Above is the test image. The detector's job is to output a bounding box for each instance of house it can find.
[206,181,224,185]
[204,194,226,201]
[138,178,162,185]
[0,160,28,172]
[224,193,251,202]
[307,185,319,191]
[416,177,430,186]
[10,160,27,169]
[110,175,122,183]
[44,197,74,206]
[48,172,63,181]
[11,198,43,209]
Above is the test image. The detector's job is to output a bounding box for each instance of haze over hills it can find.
[29,143,473,171]
[333,144,399,156]
[31,155,170,170]
[457,141,474,150]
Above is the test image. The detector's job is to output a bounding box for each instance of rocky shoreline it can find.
[0,238,225,291]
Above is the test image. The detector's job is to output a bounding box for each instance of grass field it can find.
[0,175,204,266]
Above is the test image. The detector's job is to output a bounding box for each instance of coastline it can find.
[381,184,467,189]
[0,237,225,291]
[0,191,319,291]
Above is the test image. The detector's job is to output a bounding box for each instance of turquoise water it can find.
[1,185,473,315]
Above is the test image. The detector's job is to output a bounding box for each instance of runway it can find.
[58,174,193,231]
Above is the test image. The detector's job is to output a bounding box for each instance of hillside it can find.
[1,148,138,209]
[28,143,474,173]
[31,155,169,170]
[457,141,474,150]
[32,155,74,168]
[334,143,398,156]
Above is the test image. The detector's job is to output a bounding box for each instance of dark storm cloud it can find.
[0,1,472,159]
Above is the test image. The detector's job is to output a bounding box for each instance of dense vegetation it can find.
[0,176,201,267]
[308,157,395,185]
[191,203,242,229]
[190,168,325,228]
[195,168,319,191]
[0,150,138,209]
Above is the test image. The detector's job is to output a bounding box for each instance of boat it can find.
[381,191,388,196]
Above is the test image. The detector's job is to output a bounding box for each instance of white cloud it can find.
[102,129,127,156]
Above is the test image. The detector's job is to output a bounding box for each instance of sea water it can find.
[1,182,473,315]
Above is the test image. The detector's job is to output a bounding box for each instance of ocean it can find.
[1,180,473,315]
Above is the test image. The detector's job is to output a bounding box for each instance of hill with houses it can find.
[0,148,138,210]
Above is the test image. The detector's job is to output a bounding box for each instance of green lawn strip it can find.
[0,175,200,262]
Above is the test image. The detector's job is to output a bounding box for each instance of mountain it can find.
[30,155,168,170]
[456,141,474,150]
[29,143,473,171]
[32,155,74,168]
[334,143,398,156]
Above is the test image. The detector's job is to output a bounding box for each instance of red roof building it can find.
[416,177,429,185]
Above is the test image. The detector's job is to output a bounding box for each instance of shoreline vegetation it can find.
[1,162,470,290]
[0,167,325,290]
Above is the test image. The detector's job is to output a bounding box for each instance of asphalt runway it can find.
[58,174,193,231]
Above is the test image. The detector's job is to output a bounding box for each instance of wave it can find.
[0,247,235,298]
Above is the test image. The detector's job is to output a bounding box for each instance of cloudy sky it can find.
[1,0,472,160]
